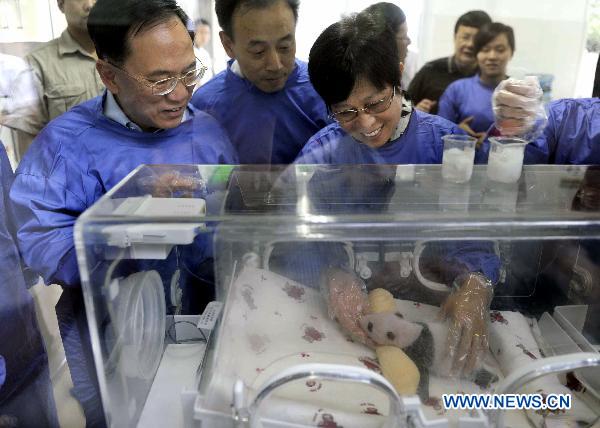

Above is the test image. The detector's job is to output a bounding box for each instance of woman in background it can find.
[438,22,515,144]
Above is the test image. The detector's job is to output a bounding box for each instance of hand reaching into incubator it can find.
[324,268,374,346]
[492,76,547,138]
[439,273,493,377]
[141,171,206,198]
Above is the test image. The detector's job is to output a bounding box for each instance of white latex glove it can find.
[439,273,493,377]
[492,76,547,138]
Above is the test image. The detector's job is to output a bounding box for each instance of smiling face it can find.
[332,79,402,149]
[453,25,479,69]
[100,17,196,131]
[477,33,513,80]
[220,0,296,93]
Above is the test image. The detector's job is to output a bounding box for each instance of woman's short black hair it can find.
[216,0,300,38]
[363,2,406,34]
[88,0,191,65]
[473,22,515,55]
[308,12,400,109]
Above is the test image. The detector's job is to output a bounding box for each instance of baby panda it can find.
[359,310,498,400]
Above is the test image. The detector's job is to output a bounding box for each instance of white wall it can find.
[0,0,65,42]
[418,0,590,100]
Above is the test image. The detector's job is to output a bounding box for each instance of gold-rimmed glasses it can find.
[107,59,207,96]
[329,86,396,123]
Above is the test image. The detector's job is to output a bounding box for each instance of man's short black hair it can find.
[308,12,400,109]
[215,0,300,38]
[454,10,492,34]
[363,2,406,34]
[474,22,515,54]
[88,0,191,65]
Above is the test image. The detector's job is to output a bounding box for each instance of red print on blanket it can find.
[490,311,508,325]
[241,285,257,310]
[283,282,305,302]
[306,380,322,392]
[314,413,341,428]
[360,402,382,415]
[358,356,382,374]
[516,343,537,359]
[302,325,325,343]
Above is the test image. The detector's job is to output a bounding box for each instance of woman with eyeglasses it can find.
[297,11,465,164]
[293,12,500,387]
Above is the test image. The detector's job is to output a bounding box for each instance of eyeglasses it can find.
[329,86,396,123]
[107,59,207,96]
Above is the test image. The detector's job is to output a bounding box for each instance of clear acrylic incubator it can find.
[74,164,600,428]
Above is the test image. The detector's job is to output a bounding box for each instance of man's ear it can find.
[57,0,65,13]
[96,60,119,94]
[219,31,236,59]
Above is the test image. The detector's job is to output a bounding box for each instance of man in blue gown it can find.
[0,143,58,427]
[191,0,329,164]
[10,0,236,426]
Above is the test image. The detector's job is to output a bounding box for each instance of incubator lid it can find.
[77,164,600,235]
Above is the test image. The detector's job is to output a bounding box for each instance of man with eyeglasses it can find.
[10,0,236,426]
[190,0,330,164]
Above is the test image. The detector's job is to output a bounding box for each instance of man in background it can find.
[25,0,104,135]
[408,10,492,114]
[194,18,215,86]
[191,0,329,164]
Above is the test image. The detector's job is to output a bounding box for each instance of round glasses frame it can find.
[329,86,397,123]
[107,59,207,96]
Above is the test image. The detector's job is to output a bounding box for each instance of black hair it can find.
[216,0,300,38]
[363,2,406,34]
[473,22,515,55]
[308,12,400,109]
[454,10,492,34]
[88,0,191,65]
[194,18,210,28]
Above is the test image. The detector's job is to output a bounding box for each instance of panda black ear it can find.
[386,331,396,341]
[367,322,373,332]
[395,312,404,318]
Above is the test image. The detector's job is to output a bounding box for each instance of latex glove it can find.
[324,268,373,345]
[414,98,437,113]
[439,273,493,377]
[458,116,486,148]
[492,76,547,137]
[143,171,205,198]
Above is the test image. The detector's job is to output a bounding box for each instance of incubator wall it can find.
[75,164,600,428]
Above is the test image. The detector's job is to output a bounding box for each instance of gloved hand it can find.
[492,76,547,138]
[439,273,493,377]
[323,268,373,346]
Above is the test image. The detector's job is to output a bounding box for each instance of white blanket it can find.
[202,267,597,427]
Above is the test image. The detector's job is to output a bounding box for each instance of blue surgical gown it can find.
[191,59,330,164]
[532,98,600,164]
[297,109,464,164]
[0,143,57,427]
[296,110,500,285]
[9,94,237,427]
[438,75,496,134]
